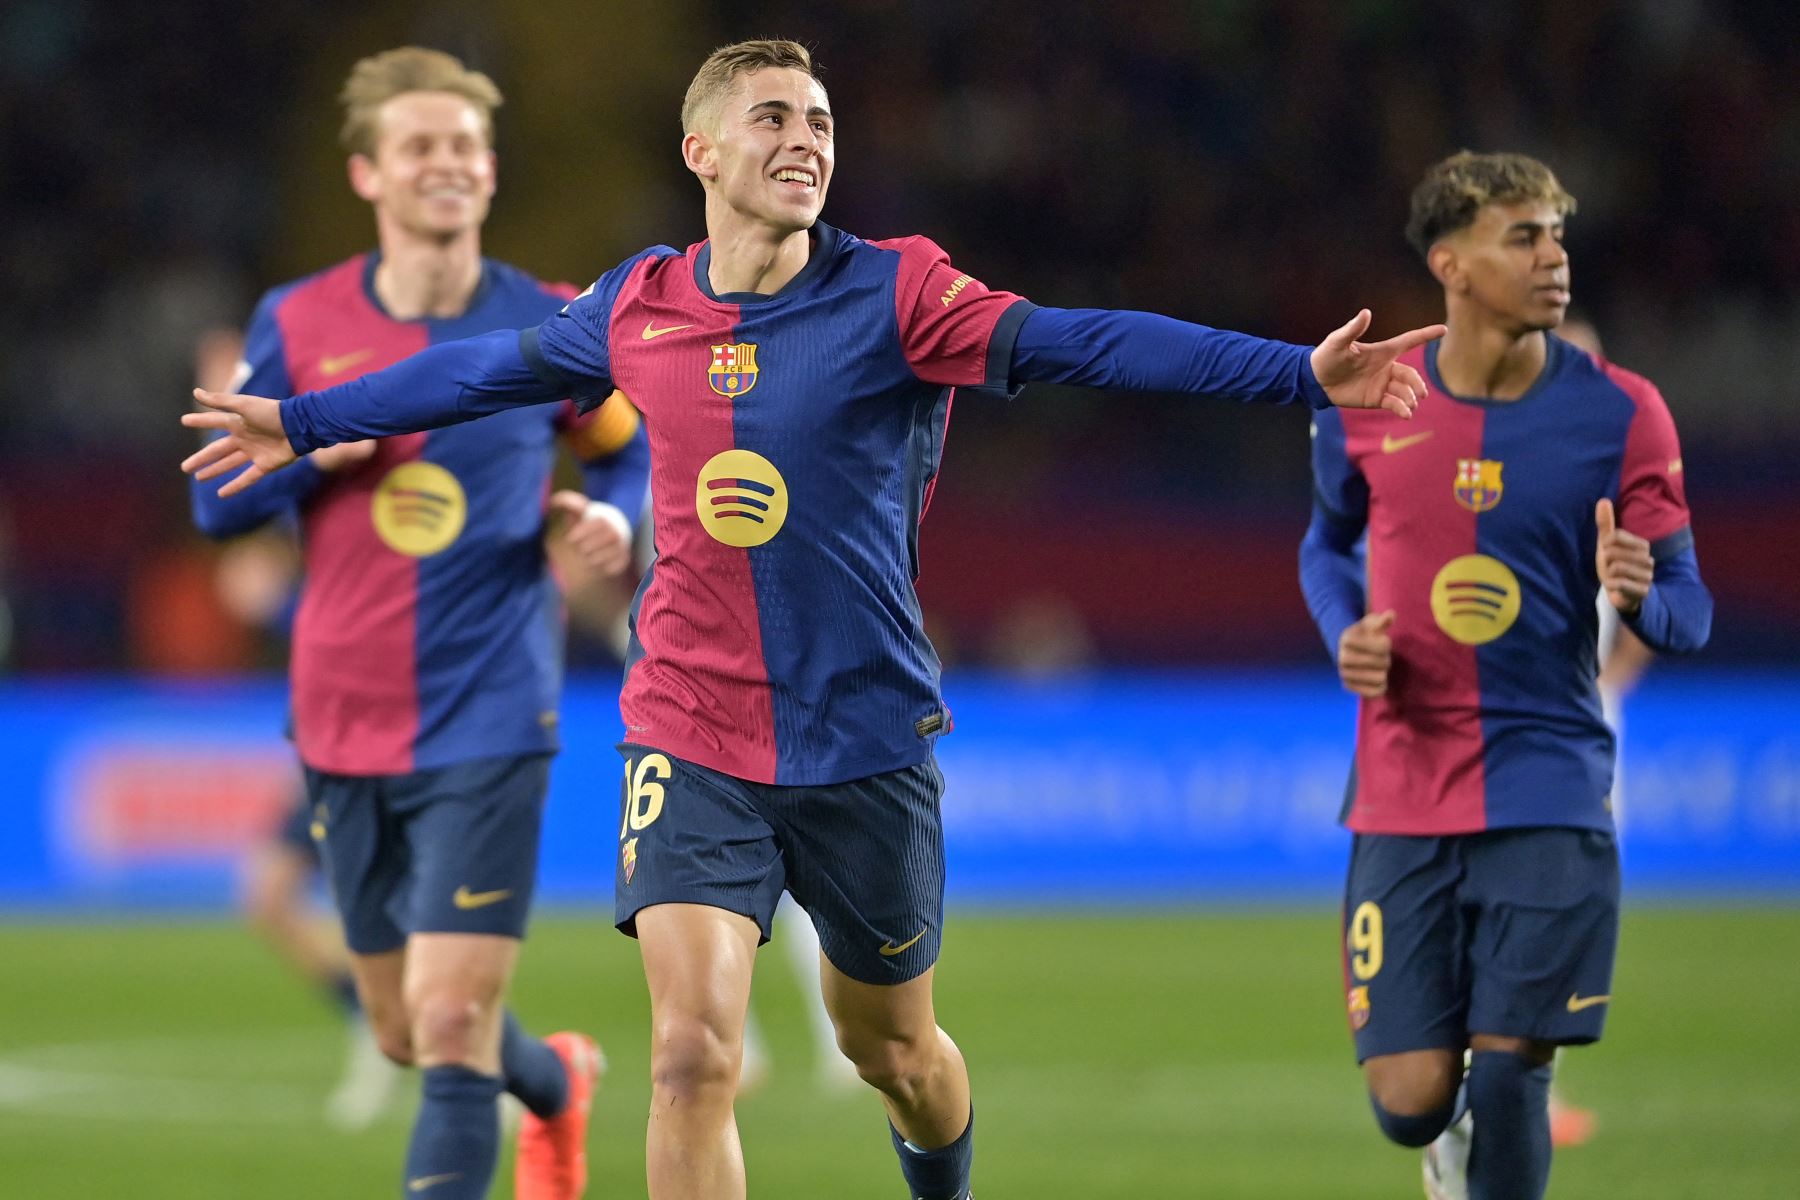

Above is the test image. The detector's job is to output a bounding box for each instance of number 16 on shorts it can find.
[620,752,671,885]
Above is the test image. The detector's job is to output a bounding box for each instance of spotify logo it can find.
[694,449,789,548]
[1430,554,1521,645]
[371,461,467,557]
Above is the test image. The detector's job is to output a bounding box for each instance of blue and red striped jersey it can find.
[1305,336,1698,834]
[525,224,1030,785]
[191,253,646,775]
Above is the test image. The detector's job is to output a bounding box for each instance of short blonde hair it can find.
[681,39,819,134]
[1405,151,1577,258]
[338,46,502,158]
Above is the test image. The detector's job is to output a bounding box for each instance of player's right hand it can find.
[1337,610,1395,698]
[310,440,378,473]
[181,389,297,496]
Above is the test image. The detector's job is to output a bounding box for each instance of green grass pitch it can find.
[1,909,1795,1197]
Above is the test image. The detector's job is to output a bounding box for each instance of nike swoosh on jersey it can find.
[1566,992,1610,1013]
[1381,431,1435,454]
[878,929,927,956]
[452,886,514,910]
[320,348,376,376]
[641,321,695,340]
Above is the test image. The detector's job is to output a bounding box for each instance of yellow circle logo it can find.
[371,461,467,557]
[1430,554,1521,645]
[695,450,788,547]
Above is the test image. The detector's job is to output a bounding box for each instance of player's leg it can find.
[240,796,359,1011]
[397,753,594,1200]
[307,767,412,1067]
[821,962,974,1199]
[1462,1034,1556,1200]
[775,756,971,1198]
[636,902,761,1199]
[243,790,403,1127]
[775,897,859,1089]
[1341,834,1470,1152]
[613,746,788,1200]
[1461,828,1620,1200]
[347,946,412,1062]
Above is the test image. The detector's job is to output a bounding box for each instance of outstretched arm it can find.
[182,329,576,497]
[1011,306,1442,416]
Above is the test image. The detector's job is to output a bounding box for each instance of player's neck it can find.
[1436,321,1547,401]
[372,225,484,321]
[704,205,812,296]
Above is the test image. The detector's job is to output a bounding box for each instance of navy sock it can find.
[1369,1095,1456,1147]
[329,973,361,1014]
[889,1108,973,1200]
[402,1065,503,1199]
[1466,1050,1553,1200]
[500,1011,569,1119]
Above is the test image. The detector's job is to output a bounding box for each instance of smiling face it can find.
[349,90,496,241]
[1436,200,1571,334]
[685,67,833,236]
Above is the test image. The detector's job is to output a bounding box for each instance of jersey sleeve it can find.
[191,287,326,538]
[1309,407,1369,532]
[883,236,1034,396]
[522,247,677,412]
[1298,408,1369,653]
[236,288,296,400]
[1612,369,1693,557]
[555,390,642,461]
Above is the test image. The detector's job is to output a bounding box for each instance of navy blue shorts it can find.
[1341,827,1620,1062]
[271,788,323,868]
[303,753,551,956]
[614,744,946,986]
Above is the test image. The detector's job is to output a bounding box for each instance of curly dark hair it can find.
[1405,151,1576,259]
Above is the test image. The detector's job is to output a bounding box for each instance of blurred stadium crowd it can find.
[1,0,1794,673]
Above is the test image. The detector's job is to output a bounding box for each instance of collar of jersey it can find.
[1424,335,1565,409]
[691,223,836,306]
[359,251,495,322]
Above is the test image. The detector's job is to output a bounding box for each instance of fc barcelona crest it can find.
[621,837,638,885]
[1454,458,1504,513]
[709,342,760,397]
[1347,985,1371,1031]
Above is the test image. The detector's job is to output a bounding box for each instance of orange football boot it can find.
[1549,1095,1598,1148]
[515,1032,604,1200]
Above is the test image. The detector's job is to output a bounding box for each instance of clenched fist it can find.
[1595,498,1652,616]
[1337,610,1396,698]
[548,490,632,577]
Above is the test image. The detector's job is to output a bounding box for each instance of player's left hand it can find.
[1310,310,1446,418]
[181,389,297,496]
[1595,498,1652,616]
[549,490,632,576]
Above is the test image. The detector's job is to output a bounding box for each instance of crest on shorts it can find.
[1347,985,1371,1031]
[709,342,760,397]
[1454,458,1504,513]
[621,837,638,885]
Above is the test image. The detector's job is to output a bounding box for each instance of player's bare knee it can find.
[840,1033,933,1103]
[407,991,492,1062]
[1364,1052,1460,1117]
[373,1024,415,1067]
[649,1014,739,1104]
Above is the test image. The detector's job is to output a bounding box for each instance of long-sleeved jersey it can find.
[281,223,1334,785]
[1301,336,1711,834]
[191,253,648,775]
